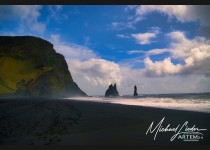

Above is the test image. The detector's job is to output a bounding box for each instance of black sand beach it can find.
[0,98,210,145]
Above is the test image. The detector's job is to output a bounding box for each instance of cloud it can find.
[0,5,45,33]
[131,32,156,45]
[131,27,160,45]
[167,31,210,58]
[112,21,135,30]
[124,5,138,12]
[127,48,170,55]
[50,34,97,61]
[120,67,210,94]
[135,5,210,26]
[116,34,130,38]
[68,59,122,87]
[47,5,63,21]
[144,57,182,77]
[146,48,170,56]
[50,34,122,94]
[113,29,210,94]
[143,31,210,77]
[127,50,144,54]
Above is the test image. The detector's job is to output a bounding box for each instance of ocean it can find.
[66,93,210,113]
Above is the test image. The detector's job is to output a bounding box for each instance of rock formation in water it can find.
[105,83,119,97]
[133,85,138,96]
[0,36,87,97]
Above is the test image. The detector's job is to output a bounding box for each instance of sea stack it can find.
[105,83,119,97]
[133,85,138,96]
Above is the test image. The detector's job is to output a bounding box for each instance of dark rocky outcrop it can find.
[133,85,138,96]
[0,36,87,97]
[105,83,119,97]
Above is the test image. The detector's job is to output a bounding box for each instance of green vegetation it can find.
[0,56,39,94]
[0,36,86,97]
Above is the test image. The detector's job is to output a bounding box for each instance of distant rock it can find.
[0,36,87,97]
[105,83,119,97]
[133,85,138,96]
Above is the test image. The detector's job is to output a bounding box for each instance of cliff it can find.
[0,36,87,97]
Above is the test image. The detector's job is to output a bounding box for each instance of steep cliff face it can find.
[0,36,87,97]
[105,83,119,97]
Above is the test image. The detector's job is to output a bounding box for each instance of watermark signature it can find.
[146,117,207,142]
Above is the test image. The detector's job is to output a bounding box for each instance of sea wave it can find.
[66,95,210,113]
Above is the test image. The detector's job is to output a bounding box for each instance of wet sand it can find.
[0,98,210,145]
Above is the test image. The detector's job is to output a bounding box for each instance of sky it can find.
[1,5,210,95]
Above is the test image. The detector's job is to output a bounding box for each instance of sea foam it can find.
[66,94,210,113]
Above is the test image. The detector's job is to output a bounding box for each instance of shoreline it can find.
[64,97,210,114]
[63,98,210,114]
[0,98,210,145]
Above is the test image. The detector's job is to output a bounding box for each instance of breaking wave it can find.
[66,93,210,113]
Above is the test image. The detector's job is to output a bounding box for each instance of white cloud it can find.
[144,57,182,77]
[135,5,210,26]
[50,34,97,61]
[167,31,210,59]
[143,31,210,77]
[127,50,144,54]
[131,27,160,45]
[47,5,63,22]
[127,48,170,55]
[116,34,130,38]
[50,34,122,95]
[120,67,210,94]
[112,21,135,30]
[146,48,170,56]
[124,5,138,12]
[68,59,122,87]
[131,32,157,45]
[0,5,45,33]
